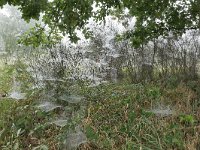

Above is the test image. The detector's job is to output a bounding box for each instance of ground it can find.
[81,82,200,149]
[0,63,200,149]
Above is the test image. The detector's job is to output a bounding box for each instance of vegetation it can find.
[0,62,199,149]
[0,1,200,150]
[82,82,200,149]
[0,0,200,46]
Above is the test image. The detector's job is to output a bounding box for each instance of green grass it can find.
[81,82,200,150]
[0,98,62,149]
[0,62,200,149]
[0,63,62,149]
[0,99,15,129]
[0,99,14,116]
[0,65,14,93]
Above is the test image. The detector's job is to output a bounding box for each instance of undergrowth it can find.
[81,82,200,150]
[0,63,200,149]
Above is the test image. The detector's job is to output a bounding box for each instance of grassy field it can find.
[0,63,200,149]
[81,82,200,149]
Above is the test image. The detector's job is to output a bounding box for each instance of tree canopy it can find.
[0,0,200,47]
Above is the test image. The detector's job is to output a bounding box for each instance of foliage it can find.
[0,61,200,149]
[0,5,35,54]
[0,63,14,92]
[81,82,200,149]
[179,114,196,126]
[0,61,35,95]
[1,0,200,47]
[0,99,15,129]
[0,62,87,149]
[0,98,61,149]
[18,23,62,48]
[0,63,60,149]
